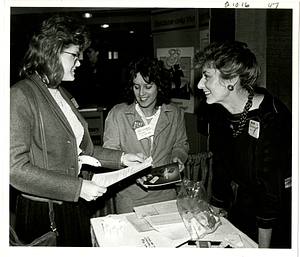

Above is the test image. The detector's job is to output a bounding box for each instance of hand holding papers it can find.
[92,157,152,187]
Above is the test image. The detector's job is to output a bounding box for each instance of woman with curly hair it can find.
[103,57,190,213]
[10,15,145,246]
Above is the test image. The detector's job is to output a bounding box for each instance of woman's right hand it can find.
[80,180,107,201]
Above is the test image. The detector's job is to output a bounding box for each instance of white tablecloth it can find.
[91,213,258,248]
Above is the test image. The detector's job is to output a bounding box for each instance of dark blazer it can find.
[10,74,122,202]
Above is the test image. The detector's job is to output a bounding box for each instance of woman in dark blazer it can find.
[10,15,145,246]
[195,41,291,248]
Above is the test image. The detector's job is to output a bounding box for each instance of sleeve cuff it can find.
[210,195,228,209]
[120,152,126,167]
[256,216,277,229]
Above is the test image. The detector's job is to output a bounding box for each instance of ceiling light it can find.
[82,13,93,18]
[101,24,109,29]
[129,30,135,34]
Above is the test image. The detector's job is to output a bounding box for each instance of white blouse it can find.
[48,88,84,156]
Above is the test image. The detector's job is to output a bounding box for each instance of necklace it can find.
[231,91,254,137]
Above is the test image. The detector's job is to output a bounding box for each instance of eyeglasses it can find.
[62,51,80,62]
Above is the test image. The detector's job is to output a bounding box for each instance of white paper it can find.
[143,212,190,241]
[134,199,178,218]
[101,217,127,236]
[92,157,152,187]
[144,212,183,227]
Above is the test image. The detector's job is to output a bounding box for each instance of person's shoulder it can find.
[259,88,291,116]
[258,89,291,129]
[161,103,186,121]
[110,102,133,113]
[163,103,184,113]
[10,78,32,96]
[272,97,291,115]
[11,78,28,89]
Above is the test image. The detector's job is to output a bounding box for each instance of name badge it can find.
[135,125,153,140]
[248,120,260,139]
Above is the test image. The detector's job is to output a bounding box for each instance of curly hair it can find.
[19,14,91,88]
[123,57,172,107]
[194,41,261,90]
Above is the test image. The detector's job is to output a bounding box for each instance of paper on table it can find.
[152,223,190,241]
[144,212,183,227]
[144,212,190,241]
[126,214,154,233]
[134,199,178,218]
[92,157,152,187]
[131,200,190,242]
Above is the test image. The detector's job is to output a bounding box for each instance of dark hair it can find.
[194,41,261,90]
[19,14,91,88]
[123,57,172,107]
[88,41,100,52]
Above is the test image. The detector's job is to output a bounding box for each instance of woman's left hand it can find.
[172,157,185,172]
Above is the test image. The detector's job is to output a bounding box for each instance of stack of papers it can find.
[128,200,191,242]
[134,199,179,218]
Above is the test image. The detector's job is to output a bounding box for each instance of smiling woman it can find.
[19,14,91,88]
[61,45,81,81]
[197,67,231,106]
[133,73,158,115]
[103,57,190,214]
[10,14,146,246]
[194,41,292,248]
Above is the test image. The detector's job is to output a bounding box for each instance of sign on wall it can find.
[151,9,197,32]
[157,47,195,113]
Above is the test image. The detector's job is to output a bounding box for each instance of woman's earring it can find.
[227,85,234,91]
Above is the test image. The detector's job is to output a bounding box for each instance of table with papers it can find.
[90,200,258,248]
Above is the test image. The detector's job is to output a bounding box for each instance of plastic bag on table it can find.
[176,178,221,240]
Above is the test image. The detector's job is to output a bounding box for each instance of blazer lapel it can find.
[154,105,171,137]
[151,106,171,154]
[58,87,93,154]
